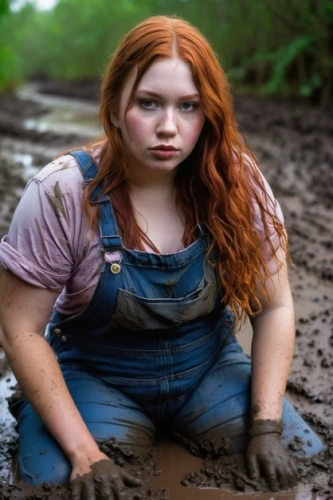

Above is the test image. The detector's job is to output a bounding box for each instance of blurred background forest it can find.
[0,0,332,102]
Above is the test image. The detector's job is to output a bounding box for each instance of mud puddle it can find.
[17,83,101,138]
[0,87,99,237]
[152,441,320,499]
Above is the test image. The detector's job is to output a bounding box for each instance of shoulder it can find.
[34,153,85,193]
[31,150,100,217]
[0,151,100,289]
[6,150,96,242]
[236,151,283,221]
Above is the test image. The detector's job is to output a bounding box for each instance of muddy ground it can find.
[0,84,332,499]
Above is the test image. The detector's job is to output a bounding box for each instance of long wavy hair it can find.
[83,15,287,323]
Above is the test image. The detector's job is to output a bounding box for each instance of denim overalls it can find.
[14,150,324,485]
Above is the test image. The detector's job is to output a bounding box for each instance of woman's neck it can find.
[129,180,176,209]
[128,167,177,206]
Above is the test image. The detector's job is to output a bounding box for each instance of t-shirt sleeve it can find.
[250,169,285,275]
[0,158,84,290]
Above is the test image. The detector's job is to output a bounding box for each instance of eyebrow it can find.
[136,90,201,100]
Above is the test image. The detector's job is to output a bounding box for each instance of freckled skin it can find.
[112,57,205,183]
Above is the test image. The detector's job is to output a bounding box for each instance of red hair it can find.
[83,16,287,323]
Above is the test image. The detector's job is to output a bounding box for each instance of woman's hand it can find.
[246,433,298,492]
[70,452,143,499]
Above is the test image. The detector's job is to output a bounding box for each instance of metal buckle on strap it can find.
[101,235,123,251]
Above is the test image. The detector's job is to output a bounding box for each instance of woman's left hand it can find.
[246,433,298,491]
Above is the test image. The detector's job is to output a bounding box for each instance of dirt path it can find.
[0,89,332,499]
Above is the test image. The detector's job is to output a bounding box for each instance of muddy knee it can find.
[175,418,249,458]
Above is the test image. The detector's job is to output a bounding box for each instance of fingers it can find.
[70,476,82,500]
[111,475,128,499]
[121,469,142,487]
[71,463,143,499]
[262,462,279,492]
[95,474,115,499]
[82,479,96,500]
[247,433,300,492]
[71,477,97,500]
[277,469,290,491]
[128,485,143,498]
[247,444,299,491]
[250,458,294,492]
[246,453,260,480]
[118,491,142,500]
[250,456,298,491]
[288,457,299,484]
[275,469,297,491]
[276,459,298,491]
[112,474,143,500]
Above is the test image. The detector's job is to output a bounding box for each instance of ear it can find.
[111,110,120,128]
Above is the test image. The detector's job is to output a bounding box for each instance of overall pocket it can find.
[110,264,218,331]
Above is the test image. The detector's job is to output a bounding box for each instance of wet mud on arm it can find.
[0,269,100,466]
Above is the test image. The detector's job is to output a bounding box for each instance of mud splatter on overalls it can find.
[12,150,324,484]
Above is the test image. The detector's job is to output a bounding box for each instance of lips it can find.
[151,145,178,151]
[150,147,178,160]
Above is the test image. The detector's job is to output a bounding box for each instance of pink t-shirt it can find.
[0,153,284,316]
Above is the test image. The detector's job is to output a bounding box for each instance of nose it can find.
[156,108,177,136]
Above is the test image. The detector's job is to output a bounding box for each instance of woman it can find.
[0,15,324,498]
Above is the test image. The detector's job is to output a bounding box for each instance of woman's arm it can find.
[250,248,295,421]
[246,249,298,491]
[0,269,102,467]
[0,269,143,497]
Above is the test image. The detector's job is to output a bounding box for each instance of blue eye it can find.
[180,102,198,111]
[139,99,158,109]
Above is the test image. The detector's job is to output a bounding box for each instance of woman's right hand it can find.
[70,452,144,499]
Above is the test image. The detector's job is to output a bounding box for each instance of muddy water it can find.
[152,441,319,499]
[0,88,333,499]
[17,84,101,138]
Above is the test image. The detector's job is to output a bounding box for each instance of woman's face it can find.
[112,57,205,180]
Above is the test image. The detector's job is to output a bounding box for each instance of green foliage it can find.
[252,36,315,94]
[0,0,25,90]
[240,0,333,99]
[299,74,322,98]
[0,0,332,100]
[0,0,9,15]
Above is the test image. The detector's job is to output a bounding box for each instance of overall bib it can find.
[13,150,324,485]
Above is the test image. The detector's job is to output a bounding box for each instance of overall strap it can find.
[69,150,123,252]
[69,149,97,181]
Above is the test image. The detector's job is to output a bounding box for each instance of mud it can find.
[36,78,100,102]
[0,86,332,499]
[0,437,163,499]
